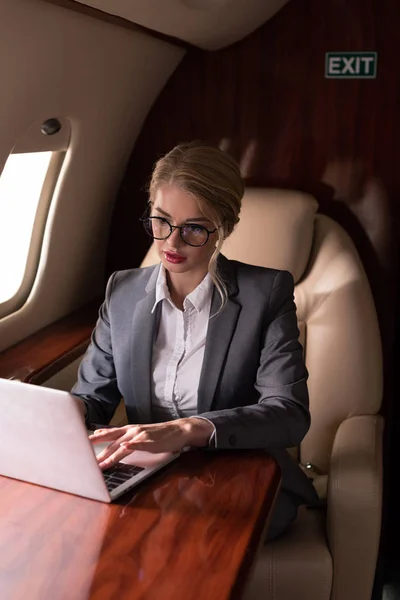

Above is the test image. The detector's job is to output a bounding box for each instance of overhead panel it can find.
[73,0,290,50]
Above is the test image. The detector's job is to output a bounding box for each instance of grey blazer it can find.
[72,254,318,506]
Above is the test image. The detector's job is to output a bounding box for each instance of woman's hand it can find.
[89,418,214,469]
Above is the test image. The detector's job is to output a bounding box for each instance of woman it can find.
[72,141,318,540]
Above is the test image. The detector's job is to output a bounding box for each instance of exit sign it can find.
[325,52,377,78]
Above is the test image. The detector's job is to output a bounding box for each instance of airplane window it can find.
[0,151,53,303]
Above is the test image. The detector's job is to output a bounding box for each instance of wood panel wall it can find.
[108,0,400,410]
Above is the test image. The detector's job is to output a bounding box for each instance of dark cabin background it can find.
[107,0,400,573]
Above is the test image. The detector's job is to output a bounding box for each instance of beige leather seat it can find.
[143,188,384,600]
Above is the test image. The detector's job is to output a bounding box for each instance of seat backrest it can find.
[141,188,383,473]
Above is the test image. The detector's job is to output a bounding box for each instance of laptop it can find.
[0,378,179,502]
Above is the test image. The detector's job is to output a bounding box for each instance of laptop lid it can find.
[0,378,111,502]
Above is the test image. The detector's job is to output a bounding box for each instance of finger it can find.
[95,429,139,463]
[98,445,135,470]
[120,440,148,451]
[95,440,121,463]
[89,428,124,442]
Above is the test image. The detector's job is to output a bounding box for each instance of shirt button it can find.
[229,435,237,447]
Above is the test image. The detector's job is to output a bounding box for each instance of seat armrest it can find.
[327,414,383,600]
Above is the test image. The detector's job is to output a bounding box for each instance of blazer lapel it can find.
[197,256,241,413]
[130,265,161,423]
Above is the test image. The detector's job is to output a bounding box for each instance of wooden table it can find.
[0,450,280,600]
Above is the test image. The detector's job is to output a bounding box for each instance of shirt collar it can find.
[151,264,170,313]
[151,264,213,313]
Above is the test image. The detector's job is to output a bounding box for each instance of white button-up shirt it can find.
[151,265,213,423]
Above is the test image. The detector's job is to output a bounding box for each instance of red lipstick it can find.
[164,251,186,264]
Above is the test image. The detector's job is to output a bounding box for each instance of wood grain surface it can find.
[0,450,280,600]
[0,300,100,383]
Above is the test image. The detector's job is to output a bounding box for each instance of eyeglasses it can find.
[140,216,217,247]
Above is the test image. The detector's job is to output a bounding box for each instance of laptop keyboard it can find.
[102,463,145,492]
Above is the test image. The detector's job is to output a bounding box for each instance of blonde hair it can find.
[148,141,244,311]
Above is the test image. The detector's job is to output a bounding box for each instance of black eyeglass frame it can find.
[140,215,218,247]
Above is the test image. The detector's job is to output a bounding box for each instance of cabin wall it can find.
[109,0,400,412]
[0,0,184,352]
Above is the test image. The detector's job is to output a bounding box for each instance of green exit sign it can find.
[325,52,377,78]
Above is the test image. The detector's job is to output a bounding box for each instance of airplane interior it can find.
[0,0,399,599]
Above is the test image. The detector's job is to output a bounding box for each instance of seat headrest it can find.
[221,188,318,283]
